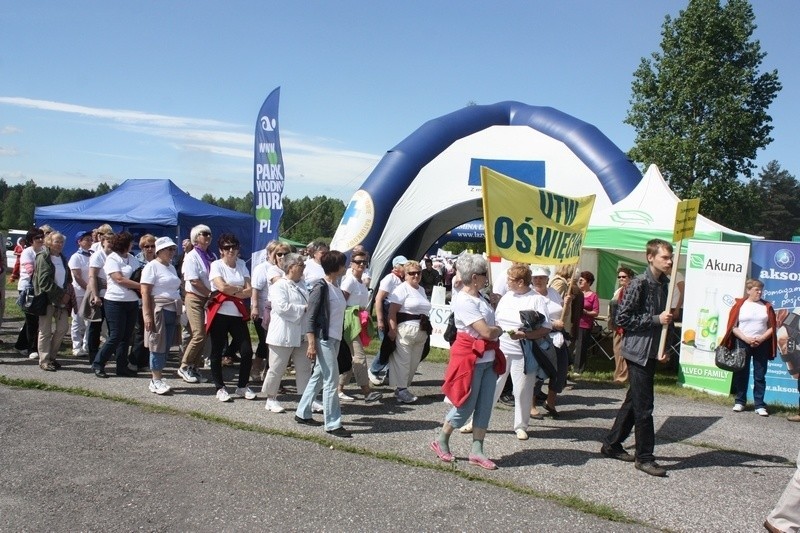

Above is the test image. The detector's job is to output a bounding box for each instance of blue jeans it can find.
[604,357,657,463]
[446,361,498,430]
[93,299,138,373]
[733,339,769,409]
[297,338,342,431]
[149,310,176,371]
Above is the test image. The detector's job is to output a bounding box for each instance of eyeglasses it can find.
[617,275,628,279]
[475,271,487,277]
[221,245,239,251]
[406,271,422,276]
[275,252,287,257]
[352,260,368,265]
[142,245,155,249]
[198,231,211,237]
[34,236,44,241]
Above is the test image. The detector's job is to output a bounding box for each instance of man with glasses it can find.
[601,239,673,477]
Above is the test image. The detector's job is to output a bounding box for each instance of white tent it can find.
[584,164,759,252]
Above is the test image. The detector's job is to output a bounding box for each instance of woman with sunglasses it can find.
[207,233,255,402]
[610,267,635,384]
[14,228,45,359]
[141,237,181,395]
[250,241,290,381]
[338,250,382,403]
[386,260,432,404]
[177,224,215,384]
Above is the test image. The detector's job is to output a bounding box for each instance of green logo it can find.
[267,151,278,165]
[256,206,271,223]
[689,254,705,269]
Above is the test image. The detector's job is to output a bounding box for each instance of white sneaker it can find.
[338,391,355,401]
[265,399,285,413]
[460,421,473,433]
[368,369,382,386]
[216,388,232,402]
[515,428,529,440]
[189,366,203,382]
[395,388,417,404]
[72,348,81,357]
[28,351,39,360]
[235,387,257,400]
[312,400,324,413]
[177,366,199,384]
[148,379,171,395]
[732,403,745,412]
[77,348,89,356]
[755,407,769,417]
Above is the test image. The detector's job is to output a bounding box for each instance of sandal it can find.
[430,441,454,463]
[468,454,498,470]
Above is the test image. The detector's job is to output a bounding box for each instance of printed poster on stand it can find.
[750,240,800,406]
[679,240,750,394]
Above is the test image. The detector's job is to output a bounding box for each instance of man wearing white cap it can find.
[368,255,407,385]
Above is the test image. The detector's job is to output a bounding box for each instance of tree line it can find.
[0,178,345,245]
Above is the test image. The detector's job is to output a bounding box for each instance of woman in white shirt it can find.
[92,232,141,378]
[86,232,113,364]
[141,237,182,396]
[207,233,255,403]
[68,231,93,356]
[337,250,382,403]
[250,240,290,380]
[387,260,432,404]
[263,253,313,413]
[494,264,551,440]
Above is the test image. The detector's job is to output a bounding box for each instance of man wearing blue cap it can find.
[68,231,94,356]
[368,255,407,385]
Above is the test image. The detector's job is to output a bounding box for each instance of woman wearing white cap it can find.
[141,237,182,395]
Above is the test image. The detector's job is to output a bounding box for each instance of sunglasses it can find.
[33,236,44,241]
[275,252,287,257]
[221,245,239,251]
[352,260,368,265]
[406,271,422,276]
[617,275,628,279]
[198,231,211,237]
[142,245,155,249]
[474,271,487,277]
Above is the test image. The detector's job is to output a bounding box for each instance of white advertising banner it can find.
[679,240,750,394]
[429,304,452,350]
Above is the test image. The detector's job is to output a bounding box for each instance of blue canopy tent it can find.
[35,179,253,260]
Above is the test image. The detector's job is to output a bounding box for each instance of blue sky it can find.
[1,1,798,202]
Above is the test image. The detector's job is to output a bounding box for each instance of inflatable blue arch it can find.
[332,101,643,280]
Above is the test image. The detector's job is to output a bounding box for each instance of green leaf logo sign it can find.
[689,254,705,269]
[256,206,271,224]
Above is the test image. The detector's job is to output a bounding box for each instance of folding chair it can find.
[588,322,614,360]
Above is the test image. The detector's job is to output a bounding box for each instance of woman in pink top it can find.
[573,271,599,375]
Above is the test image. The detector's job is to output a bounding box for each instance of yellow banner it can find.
[673,198,700,242]
[480,167,596,265]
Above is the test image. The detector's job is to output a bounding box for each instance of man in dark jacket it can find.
[601,238,673,477]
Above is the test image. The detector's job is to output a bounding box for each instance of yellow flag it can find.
[480,166,596,265]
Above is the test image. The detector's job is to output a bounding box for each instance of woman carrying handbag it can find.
[720,279,777,416]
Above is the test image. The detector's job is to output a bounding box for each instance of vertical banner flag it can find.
[252,87,285,266]
[480,167,595,265]
[678,240,750,395]
[750,240,800,406]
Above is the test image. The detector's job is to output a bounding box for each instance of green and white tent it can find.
[584,164,757,252]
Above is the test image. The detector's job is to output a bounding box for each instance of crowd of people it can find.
[3,227,800,487]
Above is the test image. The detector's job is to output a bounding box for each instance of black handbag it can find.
[19,287,48,316]
[714,344,746,372]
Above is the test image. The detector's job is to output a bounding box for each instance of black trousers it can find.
[604,357,657,463]
[209,314,253,390]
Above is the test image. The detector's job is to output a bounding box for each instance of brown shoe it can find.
[764,519,782,532]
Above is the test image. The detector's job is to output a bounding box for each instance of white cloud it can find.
[0,146,19,156]
[1,126,21,135]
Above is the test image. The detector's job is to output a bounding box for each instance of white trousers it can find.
[767,449,800,531]
[262,342,313,397]
[388,322,427,389]
[493,353,535,431]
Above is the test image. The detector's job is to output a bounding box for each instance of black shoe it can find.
[40,363,57,372]
[543,403,559,418]
[535,391,548,402]
[600,444,635,462]
[116,368,136,377]
[51,360,61,370]
[499,394,515,406]
[294,415,323,427]
[326,426,352,438]
[635,461,667,477]
[94,368,109,378]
